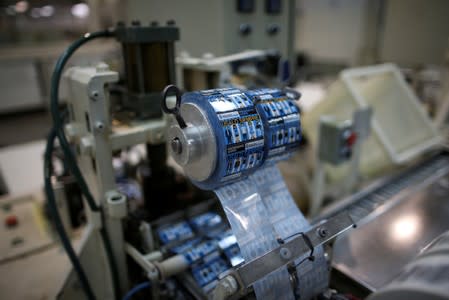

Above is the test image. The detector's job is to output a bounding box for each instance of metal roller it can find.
[162,86,301,190]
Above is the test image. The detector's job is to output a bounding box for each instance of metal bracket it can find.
[215,211,355,297]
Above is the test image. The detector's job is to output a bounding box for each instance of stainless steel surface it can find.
[167,102,217,181]
[332,168,449,291]
[316,153,449,224]
[235,211,355,288]
[368,230,449,300]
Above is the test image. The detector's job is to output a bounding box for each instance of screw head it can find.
[90,90,99,100]
[239,23,252,36]
[171,137,182,154]
[267,23,280,35]
[280,247,292,260]
[317,227,329,238]
[95,122,105,131]
[147,268,159,280]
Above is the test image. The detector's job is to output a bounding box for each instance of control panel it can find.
[318,117,357,165]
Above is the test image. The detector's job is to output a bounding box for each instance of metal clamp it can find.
[213,211,355,299]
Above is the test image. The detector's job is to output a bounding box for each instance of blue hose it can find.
[122,282,151,300]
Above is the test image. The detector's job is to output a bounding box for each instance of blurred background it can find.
[1,0,448,145]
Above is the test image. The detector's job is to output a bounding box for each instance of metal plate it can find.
[332,169,449,291]
[235,211,354,288]
[167,102,217,181]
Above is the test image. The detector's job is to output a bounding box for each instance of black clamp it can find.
[299,232,315,262]
[161,85,187,128]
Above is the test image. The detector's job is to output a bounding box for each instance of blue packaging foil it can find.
[182,88,300,190]
[246,88,302,162]
[157,221,194,245]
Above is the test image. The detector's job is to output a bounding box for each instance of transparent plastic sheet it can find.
[252,165,329,299]
[216,178,295,300]
[215,165,328,300]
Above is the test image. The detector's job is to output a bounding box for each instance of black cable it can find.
[44,128,96,300]
[122,281,151,300]
[46,29,121,300]
[50,29,115,212]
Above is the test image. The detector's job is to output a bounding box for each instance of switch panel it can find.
[318,117,356,165]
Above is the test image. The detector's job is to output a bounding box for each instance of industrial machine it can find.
[310,107,373,216]
[43,19,449,300]
[125,0,296,91]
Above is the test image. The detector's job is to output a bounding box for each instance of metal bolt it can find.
[266,23,280,35]
[220,276,239,296]
[171,137,182,154]
[95,122,105,131]
[279,247,291,260]
[167,19,175,26]
[150,21,159,26]
[96,62,109,73]
[90,90,99,100]
[147,268,158,278]
[317,227,329,238]
[239,23,252,36]
[131,20,140,26]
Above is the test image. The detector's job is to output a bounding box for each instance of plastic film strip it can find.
[252,165,328,299]
[215,175,295,300]
[215,166,328,299]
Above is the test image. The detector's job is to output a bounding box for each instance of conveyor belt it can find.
[316,152,449,224]
[330,152,449,292]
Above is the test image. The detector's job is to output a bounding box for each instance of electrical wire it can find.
[50,29,114,212]
[122,282,151,300]
[45,29,121,300]
[44,128,96,300]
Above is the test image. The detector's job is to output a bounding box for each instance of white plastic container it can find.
[303,64,442,181]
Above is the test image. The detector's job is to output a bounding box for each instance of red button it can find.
[5,215,18,228]
[346,132,357,147]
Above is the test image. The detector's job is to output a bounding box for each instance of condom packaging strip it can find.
[215,172,295,300]
[246,88,302,161]
[215,165,328,300]
[183,87,301,190]
[252,165,329,299]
